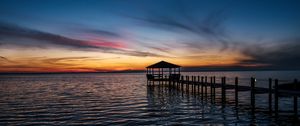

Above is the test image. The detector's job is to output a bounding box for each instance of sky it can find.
[0,0,300,73]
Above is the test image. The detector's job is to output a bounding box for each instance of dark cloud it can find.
[146,46,171,53]
[78,28,122,38]
[116,50,168,57]
[0,22,167,57]
[238,37,300,69]
[42,56,121,66]
[0,22,111,49]
[42,57,90,66]
[0,56,8,61]
[0,56,15,63]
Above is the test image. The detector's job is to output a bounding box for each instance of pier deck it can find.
[147,75,300,120]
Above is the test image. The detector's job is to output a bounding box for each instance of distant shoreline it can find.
[1,69,300,75]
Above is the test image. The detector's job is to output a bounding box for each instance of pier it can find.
[146,61,300,121]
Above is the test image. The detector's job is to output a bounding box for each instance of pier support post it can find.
[213,76,216,101]
[205,76,207,99]
[294,79,298,120]
[190,76,193,92]
[192,76,194,93]
[168,75,171,87]
[194,76,197,93]
[268,78,272,115]
[210,77,213,103]
[176,75,179,89]
[187,76,189,92]
[235,77,238,107]
[201,76,204,99]
[181,76,184,91]
[222,77,226,105]
[152,80,154,86]
[197,76,200,93]
[186,76,188,92]
[251,77,256,115]
[192,76,195,93]
[274,79,279,119]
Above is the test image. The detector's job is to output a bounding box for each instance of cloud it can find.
[125,2,231,51]
[77,28,122,38]
[41,57,90,66]
[0,56,15,63]
[42,56,121,66]
[0,22,117,49]
[0,22,167,57]
[238,37,300,69]
[0,56,124,72]
[0,56,8,61]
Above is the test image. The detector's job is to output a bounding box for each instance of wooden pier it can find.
[146,61,300,121]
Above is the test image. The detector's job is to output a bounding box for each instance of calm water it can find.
[0,71,299,125]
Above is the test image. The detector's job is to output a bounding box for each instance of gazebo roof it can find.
[146,61,181,68]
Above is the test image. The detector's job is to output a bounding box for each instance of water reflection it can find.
[0,72,299,125]
[146,80,300,125]
[146,85,244,125]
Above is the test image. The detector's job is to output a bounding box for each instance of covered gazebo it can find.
[146,61,181,81]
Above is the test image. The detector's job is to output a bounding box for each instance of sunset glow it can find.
[1,0,300,72]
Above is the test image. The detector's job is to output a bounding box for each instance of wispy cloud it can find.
[0,56,8,61]
[238,37,300,69]
[147,46,171,53]
[0,22,115,49]
[0,56,124,72]
[76,28,122,38]
[42,56,121,66]
[126,2,232,51]
[0,22,167,57]
[0,56,15,63]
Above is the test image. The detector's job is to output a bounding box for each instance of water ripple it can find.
[0,72,300,125]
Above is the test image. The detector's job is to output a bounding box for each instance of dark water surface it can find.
[0,71,299,125]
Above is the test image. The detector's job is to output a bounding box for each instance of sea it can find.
[0,71,299,125]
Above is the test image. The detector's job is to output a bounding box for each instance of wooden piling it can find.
[251,77,256,115]
[176,76,178,89]
[201,76,204,99]
[191,76,193,93]
[194,76,196,93]
[185,76,188,92]
[213,76,216,100]
[221,77,223,103]
[274,79,279,119]
[181,76,184,90]
[222,77,226,104]
[268,78,272,115]
[235,77,238,107]
[294,79,298,119]
[205,76,208,98]
[210,76,213,103]
[193,76,196,93]
[197,76,200,93]
[168,75,171,87]
[152,79,154,86]
[187,76,189,92]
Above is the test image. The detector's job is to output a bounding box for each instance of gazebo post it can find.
[158,68,160,85]
[151,68,153,75]
[169,68,171,78]
[162,68,164,79]
[159,68,161,79]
